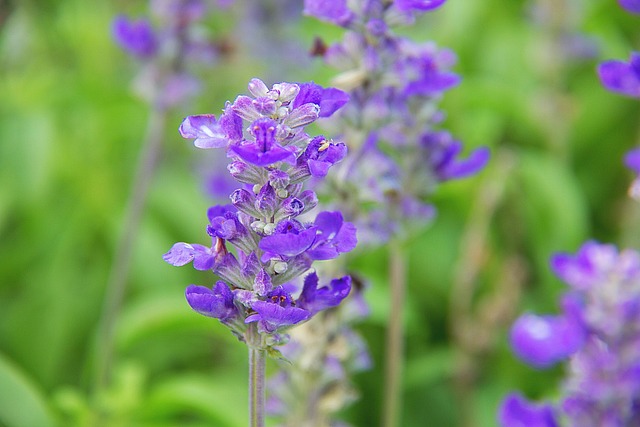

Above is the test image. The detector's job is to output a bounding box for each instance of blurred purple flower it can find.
[619,0,640,14]
[499,393,558,427]
[112,15,158,59]
[510,313,585,368]
[598,53,640,98]
[303,0,354,27]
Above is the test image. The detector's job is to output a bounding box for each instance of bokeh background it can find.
[2,0,640,426]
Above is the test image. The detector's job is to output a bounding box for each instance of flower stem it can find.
[92,106,167,391]
[382,239,407,427]
[249,347,266,427]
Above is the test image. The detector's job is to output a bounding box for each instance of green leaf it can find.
[0,352,56,427]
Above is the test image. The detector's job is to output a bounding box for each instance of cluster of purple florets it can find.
[304,0,489,243]
[112,0,230,108]
[501,242,640,426]
[163,78,357,348]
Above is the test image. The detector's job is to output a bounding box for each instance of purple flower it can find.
[179,114,228,148]
[307,211,357,260]
[230,118,297,166]
[298,272,351,314]
[510,312,585,368]
[292,82,350,118]
[303,0,354,27]
[163,238,223,270]
[499,393,558,427]
[550,241,620,290]
[245,287,311,333]
[619,0,640,14]
[625,147,640,174]
[598,53,640,98]
[420,131,490,180]
[297,136,348,178]
[112,15,158,59]
[185,281,237,320]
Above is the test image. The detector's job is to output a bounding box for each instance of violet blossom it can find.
[164,78,356,352]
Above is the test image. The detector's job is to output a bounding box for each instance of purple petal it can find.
[619,0,640,14]
[163,242,197,266]
[247,301,311,326]
[318,87,350,117]
[230,143,296,167]
[625,147,640,174]
[438,146,490,180]
[112,15,157,59]
[598,58,640,98]
[404,72,460,97]
[185,282,237,320]
[259,227,317,257]
[179,115,228,148]
[510,313,585,368]
[299,273,351,313]
[303,0,354,26]
[499,393,558,427]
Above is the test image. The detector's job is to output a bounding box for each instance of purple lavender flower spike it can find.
[499,393,559,427]
[625,147,640,174]
[246,288,311,333]
[307,211,357,260]
[163,240,218,270]
[259,220,317,257]
[179,114,228,148]
[298,272,351,314]
[598,53,640,98]
[112,15,158,59]
[510,313,585,368]
[185,281,237,320]
[619,0,640,14]
[303,0,354,27]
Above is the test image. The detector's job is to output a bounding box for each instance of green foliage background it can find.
[1,0,640,426]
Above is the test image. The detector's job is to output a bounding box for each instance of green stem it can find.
[93,106,167,391]
[382,240,407,427]
[249,347,266,427]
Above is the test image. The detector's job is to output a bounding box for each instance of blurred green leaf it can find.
[0,353,56,427]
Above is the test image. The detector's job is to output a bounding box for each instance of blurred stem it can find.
[249,347,266,427]
[382,239,407,427]
[93,106,167,392]
[449,149,517,427]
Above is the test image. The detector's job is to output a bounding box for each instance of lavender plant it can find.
[500,242,640,426]
[163,78,357,426]
[499,4,640,423]
[303,1,489,426]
